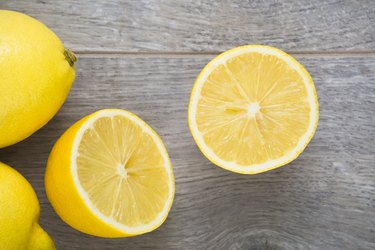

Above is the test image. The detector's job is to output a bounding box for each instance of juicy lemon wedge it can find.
[45,109,175,237]
[188,45,319,174]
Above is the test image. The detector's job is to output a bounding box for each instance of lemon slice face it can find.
[46,109,174,237]
[188,45,319,174]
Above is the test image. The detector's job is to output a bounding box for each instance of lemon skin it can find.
[0,162,55,250]
[0,10,76,148]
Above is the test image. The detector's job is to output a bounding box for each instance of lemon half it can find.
[188,45,319,174]
[45,109,175,237]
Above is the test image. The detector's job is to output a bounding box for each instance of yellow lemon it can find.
[188,45,319,174]
[0,10,76,148]
[0,162,55,249]
[45,109,175,237]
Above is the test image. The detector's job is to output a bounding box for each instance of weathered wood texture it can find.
[0,0,374,52]
[0,56,374,249]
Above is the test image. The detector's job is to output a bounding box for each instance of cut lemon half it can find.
[188,45,319,174]
[45,109,174,237]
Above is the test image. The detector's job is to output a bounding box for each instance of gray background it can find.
[0,1,374,249]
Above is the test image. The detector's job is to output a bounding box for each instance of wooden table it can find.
[1,1,374,249]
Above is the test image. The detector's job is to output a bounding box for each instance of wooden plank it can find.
[0,0,374,52]
[0,55,374,249]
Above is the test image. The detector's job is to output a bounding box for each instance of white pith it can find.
[247,102,260,117]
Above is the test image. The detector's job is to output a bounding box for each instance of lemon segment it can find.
[45,109,174,237]
[188,45,319,174]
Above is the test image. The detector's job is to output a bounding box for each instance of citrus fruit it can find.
[0,10,76,148]
[45,109,175,237]
[188,45,319,174]
[0,162,55,250]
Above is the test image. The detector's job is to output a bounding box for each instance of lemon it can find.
[188,45,319,174]
[0,162,55,250]
[0,10,76,148]
[45,109,175,237]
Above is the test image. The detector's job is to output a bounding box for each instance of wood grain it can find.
[0,55,374,249]
[0,0,374,52]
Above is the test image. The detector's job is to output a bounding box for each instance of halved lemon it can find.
[45,109,175,237]
[188,45,319,174]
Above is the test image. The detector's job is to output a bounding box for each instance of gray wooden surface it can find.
[1,0,374,52]
[0,1,374,250]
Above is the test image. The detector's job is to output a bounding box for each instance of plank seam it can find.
[73,50,375,58]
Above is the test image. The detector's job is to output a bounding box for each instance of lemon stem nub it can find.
[64,49,77,66]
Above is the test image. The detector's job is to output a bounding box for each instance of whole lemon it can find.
[0,10,76,148]
[0,162,55,249]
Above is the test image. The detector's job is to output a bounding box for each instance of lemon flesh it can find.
[0,162,55,250]
[0,10,75,148]
[189,45,319,174]
[45,109,175,237]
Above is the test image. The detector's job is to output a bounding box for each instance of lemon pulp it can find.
[75,115,170,228]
